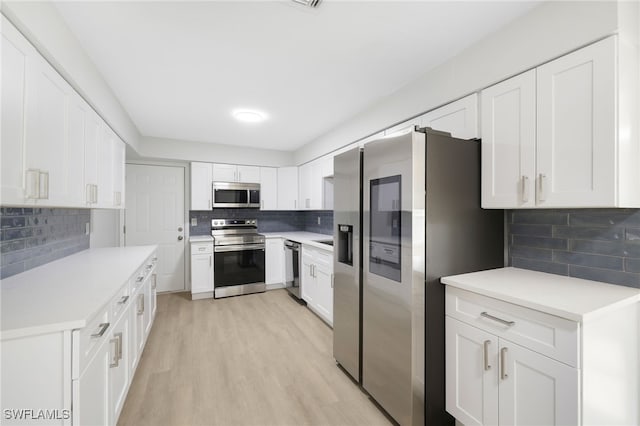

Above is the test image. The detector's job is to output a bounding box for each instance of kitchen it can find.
[1,1,639,426]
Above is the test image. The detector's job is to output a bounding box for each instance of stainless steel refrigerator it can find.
[333,128,503,426]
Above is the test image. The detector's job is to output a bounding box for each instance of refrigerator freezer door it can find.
[333,147,362,382]
[362,131,426,426]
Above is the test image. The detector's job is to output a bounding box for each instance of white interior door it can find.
[125,164,185,292]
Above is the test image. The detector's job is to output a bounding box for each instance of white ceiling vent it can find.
[291,0,322,9]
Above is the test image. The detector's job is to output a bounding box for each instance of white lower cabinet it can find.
[109,310,130,422]
[444,282,639,426]
[74,335,111,426]
[190,241,214,299]
[301,245,333,326]
[265,237,285,288]
[446,317,578,426]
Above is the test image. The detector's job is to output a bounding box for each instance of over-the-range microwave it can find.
[212,182,260,208]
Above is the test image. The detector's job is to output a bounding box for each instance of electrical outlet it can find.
[191,217,197,226]
[317,216,321,225]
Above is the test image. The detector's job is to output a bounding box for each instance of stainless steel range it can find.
[211,219,266,298]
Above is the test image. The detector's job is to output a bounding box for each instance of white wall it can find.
[293,1,622,165]
[1,1,141,151]
[90,210,121,248]
[137,136,294,167]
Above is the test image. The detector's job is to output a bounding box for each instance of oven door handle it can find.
[214,244,265,252]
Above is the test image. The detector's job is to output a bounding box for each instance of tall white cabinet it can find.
[442,268,640,426]
[190,162,213,210]
[481,36,639,208]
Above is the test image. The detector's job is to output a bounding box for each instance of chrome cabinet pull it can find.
[501,347,508,380]
[483,340,491,371]
[136,276,144,283]
[93,184,99,203]
[118,295,129,305]
[137,294,144,315]
[109,337,119,368]
[481,311,515,327]
[521,175,529,203]
[91,322,110,338]
[116,332,123,361]
[39,171,49,199]
[538,173,547,202]
[331,273,334,289]
[86,184,93,204]
[26,169,40,199]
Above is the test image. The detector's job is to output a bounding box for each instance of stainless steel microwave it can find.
[212,182,260,208]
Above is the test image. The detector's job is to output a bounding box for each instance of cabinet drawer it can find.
[110,283,131,322]
[192,242,213,255]
[445,286,579,367]
[72,305,110,379]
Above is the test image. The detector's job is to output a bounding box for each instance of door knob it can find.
[178,236,184,241]
[178,226,183,232]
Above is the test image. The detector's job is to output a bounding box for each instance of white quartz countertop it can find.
[262,232,333,252]
[1,245,157,340]
[441,267,640,322]
[189,235,213,243]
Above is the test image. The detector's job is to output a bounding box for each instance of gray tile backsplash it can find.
[190,209,333,236]
[1,208,90,279]
[508,209,640,288]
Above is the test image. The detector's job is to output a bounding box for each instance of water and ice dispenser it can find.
[337,224,353,266]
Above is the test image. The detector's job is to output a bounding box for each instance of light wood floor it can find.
[118,290,391,426]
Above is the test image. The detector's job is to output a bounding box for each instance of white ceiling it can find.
[54,1,540,151]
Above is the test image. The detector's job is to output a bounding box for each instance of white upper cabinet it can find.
[24,53,74,206]
[1,17,33,206]
[0,17,126,209]
[277,166,298,210]
[212,164,260,183]
[482,36,638,208]
[481,70,536,208]
[259,167,278,210]
[536,37,616,207]
[420,94,479,139]
[299,157,329,210]
[190,162,213,210]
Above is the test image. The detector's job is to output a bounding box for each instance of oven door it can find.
[214,243,265,287]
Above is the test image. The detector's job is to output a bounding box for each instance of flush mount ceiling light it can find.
[233,109,267,123]
[291,0,322,8]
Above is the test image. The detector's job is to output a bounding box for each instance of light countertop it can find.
[189,235,214,243]
[262,232,333,252]
[1,245,157,340]
[441,267,640,322]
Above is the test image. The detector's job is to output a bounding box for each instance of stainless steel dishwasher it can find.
[284,240,303,301]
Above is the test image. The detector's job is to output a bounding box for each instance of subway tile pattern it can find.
[508,209,640,288]
[1,208,90,279]
[189,209,333,236]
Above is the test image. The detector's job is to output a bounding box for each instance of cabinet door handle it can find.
[91,322,110,338]
[116,332,123,361]
[109,337,119,368]
[294,199,297,209]
[118,295,129,305]
[480,311,515,327]
[331,273,334,289]
[500,347,508,380]
[538,173,547,202]
[93,184,99,204]
[521,175,529,203]
[483,340,491,371]
[208,198,211,209]
[39,171,49,199]
[86,184,92,204]
[26,169,40,199]
[136,276,144,283]
[137,294,144,315]
[152,274,157,290]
